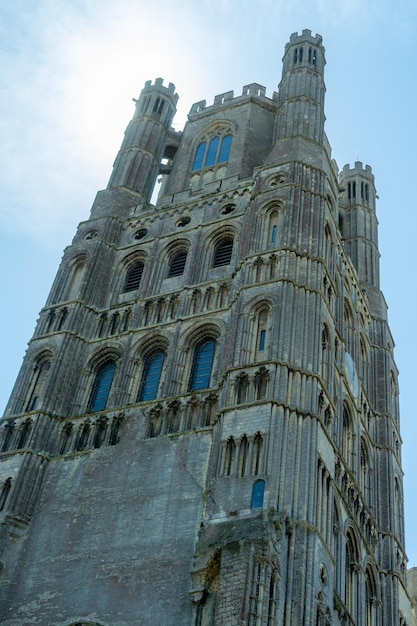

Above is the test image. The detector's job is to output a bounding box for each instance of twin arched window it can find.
[89,360,116,412]
[192,134,233,171]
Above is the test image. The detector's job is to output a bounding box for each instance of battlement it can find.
[341,161,374,179]
[141,78,179,104]
[188,83,270,116]
[287,29,323,47]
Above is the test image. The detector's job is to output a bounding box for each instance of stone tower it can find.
[0,30,411,626]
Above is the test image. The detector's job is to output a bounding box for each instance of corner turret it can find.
[339,162,380,290]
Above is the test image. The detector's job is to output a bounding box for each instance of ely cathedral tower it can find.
[0,30,410,626]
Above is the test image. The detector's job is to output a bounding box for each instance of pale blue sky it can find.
[1,0,416,563]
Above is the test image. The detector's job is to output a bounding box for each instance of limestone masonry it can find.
[0,29,412,626]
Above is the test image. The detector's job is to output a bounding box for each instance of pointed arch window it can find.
[192,142,207,170]
[205,136,220,167]
[218,134,233,163]
[138,351,166,401]
[189,339,216,391]
[89,360,116,412]
[124,261,144,293]
[192,133,233,171]
[213,237,233,267]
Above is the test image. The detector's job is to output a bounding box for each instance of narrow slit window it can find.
[89,361,116,412]
[139,351,166,401]
[259,329,266,351]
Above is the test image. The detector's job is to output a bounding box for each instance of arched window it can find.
[124,261,144,293]
[342,404,354,467]
[205,136,220,167]
[251,479,265,509]
[256,309,269,356]
[26,353,51,411]
[168,251,187,277]
[192,133,232,171]
[192,142,207,170]
[66,258,86,300]
[213,237,233,267]
[252,432,263,475]
[268,210,279,245]
[224,436,236,476]
[0,478,12,512]
[321,325,330,383]
[189,339,216,391]
[345,531,358,620]
[138,351,166,401]
[238,434,249,477]
[365,566,377,626]
[16,420,31,450]
[89,360,116,412]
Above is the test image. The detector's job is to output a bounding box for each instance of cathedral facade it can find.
[0,30,411,625]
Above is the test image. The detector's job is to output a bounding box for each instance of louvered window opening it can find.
[213,239,233,267]
[189,339,216,391]
[168,252,187,277]
[139,351,166,401]
[124,262,144,292]
[90,361,116,412]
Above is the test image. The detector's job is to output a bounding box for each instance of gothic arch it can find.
[190,121,236,168]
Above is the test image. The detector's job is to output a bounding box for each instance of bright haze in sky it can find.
[1,0,416,563]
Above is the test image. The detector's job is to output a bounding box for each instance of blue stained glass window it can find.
[189,339,216,391]
[139,351,166,401]
[271,224,277,243]
[251,479,265,509]
[259,330,266,351]
[90,361,116,412]
[205,137,220,167]
[218,134,232,163]
[192,142,207,170]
